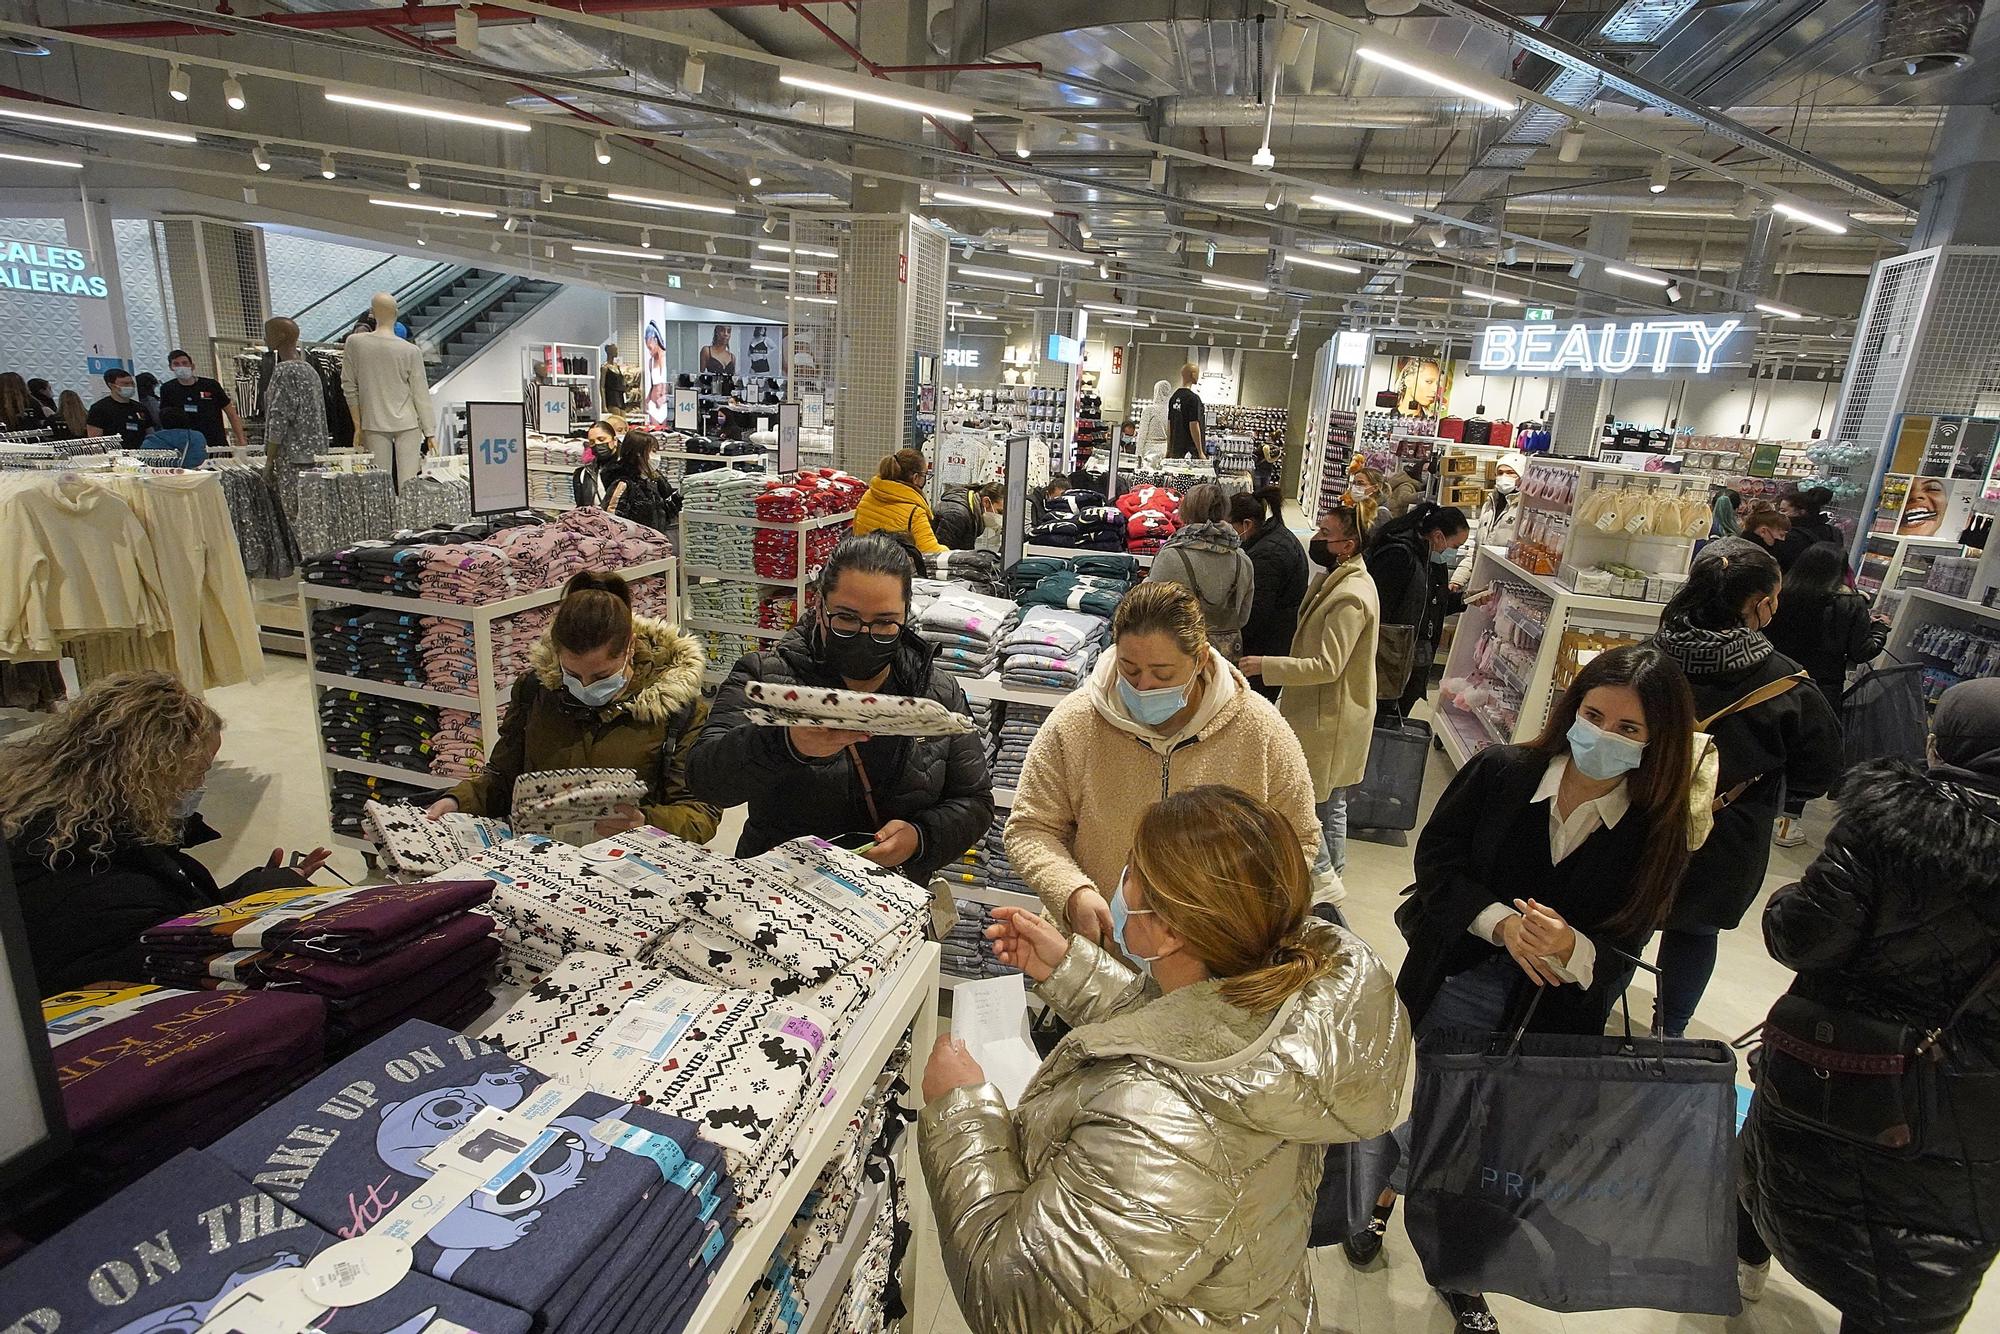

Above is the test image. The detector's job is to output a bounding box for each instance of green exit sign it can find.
[1524,306,1555,322]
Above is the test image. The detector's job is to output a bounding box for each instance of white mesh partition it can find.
[1828,249,1941,549]
[114,218,173,373]
[906,219,948,448]
[158,217,271,376]
[613,294,643,366]
[786,213,846,446]
[826,214,945,475]
[1551,377,1606,454]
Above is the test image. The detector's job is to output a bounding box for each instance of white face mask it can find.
[172,366,195,383]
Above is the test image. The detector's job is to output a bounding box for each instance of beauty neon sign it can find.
[1475,317,1749,377]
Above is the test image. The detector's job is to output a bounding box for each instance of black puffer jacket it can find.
[1764,588,1887,709]
[931,489,980,552]
[1654,640,1843,931]
[687,626,994,884]
[1742,760,2000,1334]
[1240,517,1310,671]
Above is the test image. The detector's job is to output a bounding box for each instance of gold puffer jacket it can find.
[920,922,1410,1334]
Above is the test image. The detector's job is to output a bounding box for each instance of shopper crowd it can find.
[5,429,1995,1334]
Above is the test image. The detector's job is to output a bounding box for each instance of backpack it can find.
[1686,672,1809,850]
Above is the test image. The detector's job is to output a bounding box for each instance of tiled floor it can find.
[196,655,1996,1334]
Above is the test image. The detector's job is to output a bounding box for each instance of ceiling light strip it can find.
[607,190,737,216]
[0,103,196,143]
[777,73,974,123]
[324,90,530,133]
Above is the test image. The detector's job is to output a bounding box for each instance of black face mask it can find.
[1308,537,1340,570]
[818,622,901,681]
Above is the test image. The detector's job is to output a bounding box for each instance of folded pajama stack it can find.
[1005,555,1072,598]
[397,471,474,530]
[433,707,484,777]
[0,1148,535,1334]
[700,629,757,671]
[300,538,429,594]
[1028,493,1127,552]
[688,579,763,624]
[38,984,325,1187]
[318,689,439,768]
[1124,506,1178,555]
[681,467,765,517]
[508,767,650,843]
[329,772,428,838]
[362,800,513,878]
[310,607,425,683]
[141,879,500,1051]
[1071,551,1144,585]
[1018,570,1128,619]
[211,1020,735,1334]
[924,548,1004,590]
[740,681,976,736]
[417,539,512,603]
[990,700,1052,791]
[684,517,759,575]
[916,588,1017,683]
[998,604,1109,689]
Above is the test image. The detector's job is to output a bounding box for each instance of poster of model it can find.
[696,324,784,382]
[1382,345,1453,420]
[640,295,670,428]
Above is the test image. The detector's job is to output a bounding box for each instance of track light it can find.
[684,53,706,96]
[1502,244,1520,265]
[490,236,502,253]
[1078,223,1093,239]
[1664,281,1684,304]
[223,73,246,111]
[747,160,763,187]
[1098,262,1109,280]
[594,136,612,166]
[704,238,717,255]
[1014,124,1031,159]
[251,143,269,172]
[538,181,552,205]
[1058,127,1078,147]
[416,228,428,247]
[1251,140,1275,169]
[1649,157,1670,194]
[503,215,519,232]
[640,228,652,248]
[168,64,190,102]
[1428,224,1450,248]
[1557,125,1584,163]
[406,161,422,190]
[1205,240,1217,267]
[454,5,479,50]
[320,151,337,179]
[1265,185,1284,211]
[242,186,256,206]
[762,215,778,235]
[1149,157,1166,187]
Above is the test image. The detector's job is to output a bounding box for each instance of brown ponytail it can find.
[877,448,927,485]
[1129,786,1345,1012]
[552,570,634,654]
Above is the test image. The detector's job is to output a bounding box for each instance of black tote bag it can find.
[1403,998,1741,1314]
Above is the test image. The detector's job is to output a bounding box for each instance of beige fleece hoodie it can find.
[1004,648,1327,917]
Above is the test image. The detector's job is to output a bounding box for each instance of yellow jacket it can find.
[853,477,945,554]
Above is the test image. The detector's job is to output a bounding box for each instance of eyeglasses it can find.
[825,610,905,643]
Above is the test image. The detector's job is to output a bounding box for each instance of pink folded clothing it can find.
[145,908,498,997]
[140,879,496,961]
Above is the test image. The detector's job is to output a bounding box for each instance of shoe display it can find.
[1443,1290,1501,1332]
[1774,815,1806,848]
[1739,1259,1770,1302]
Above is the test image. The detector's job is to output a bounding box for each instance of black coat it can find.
[1365,524,1456,647]
[1240,517,1311,662]
[1394,745,1655,1036]
[1764,589,1887,709]
[687,628,995,884]
[1742,760,2000,1332]
[1660,644,1844,931]
[931,490,980,552]
[578,460,680,535]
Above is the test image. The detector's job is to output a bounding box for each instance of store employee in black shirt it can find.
[1167,361,1206,459]
[85,367,154,448]
[159,348,247,455]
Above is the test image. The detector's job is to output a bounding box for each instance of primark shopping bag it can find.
[1403,993,1741,1314]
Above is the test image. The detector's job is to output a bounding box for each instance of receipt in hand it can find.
[951,972,1044,1107]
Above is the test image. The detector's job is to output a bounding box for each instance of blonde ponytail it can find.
[1218,924,1345,1012]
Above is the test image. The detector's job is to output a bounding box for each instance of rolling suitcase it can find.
[1437,417,1466,442]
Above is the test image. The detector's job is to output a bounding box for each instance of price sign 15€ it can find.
[467,401,529,514]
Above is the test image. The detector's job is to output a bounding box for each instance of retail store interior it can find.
[4,2,2000,1333]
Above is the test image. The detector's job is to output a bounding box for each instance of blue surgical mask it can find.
[1109,868,1164,977]
[1567,716,1646,781]
[1117,675,1190,727]
[1431,546,1462,565]
[113,384,137,401]
[176,786,205,828]
[563,669,626,707]
[172,366,195,383]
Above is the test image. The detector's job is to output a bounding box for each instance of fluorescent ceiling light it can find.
[571,244,663,260]
[0,150,83,169]
[1307,191,1414,225]
[1771,201,1848,235]
[1603,264,1671,287]
[758,242,838,259]
[1201,276,1269,294]
[1007,246,1095,267]
[0,104,196,143]
[749,262,795,274]
[1462,287,1521,306]
[1081,302,1138,315]
[952,312,1001,321]
[1755,303,1803,319]
[797,295,838,305]
[955,265,1036,284]
[1099,318,1151,327]
[933,188,1053,218]
[778,73,973,123]
[325,89,531,133]
[370,197,499,219]
[1287,253,1363,275]
[1355,46,1517,112]
[607,190,737,216]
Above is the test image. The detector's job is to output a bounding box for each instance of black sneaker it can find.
[1443,1291,1500,1333]
[1342,1216,1388,1265]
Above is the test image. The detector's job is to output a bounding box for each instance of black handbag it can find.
[1741,954,2000,1157]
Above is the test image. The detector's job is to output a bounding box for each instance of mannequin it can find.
[262,315,328,524]
[341,292,433,485]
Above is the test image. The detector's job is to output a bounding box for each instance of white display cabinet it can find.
[1857,532,1959,618]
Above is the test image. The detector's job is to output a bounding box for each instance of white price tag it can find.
[673,387,698,430]
[466,401,528,514]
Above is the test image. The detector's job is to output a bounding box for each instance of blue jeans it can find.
[1655,927,1720,1038]
[1388,955,1523,1194]
[1312,786,1352,877]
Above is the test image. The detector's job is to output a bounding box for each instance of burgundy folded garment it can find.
[68,1059,321,1174]
[329,971,496,1050]
[145,910,497,997]
[140,878,494,961]
[321,936,502,1032]
[42,984,325,1135]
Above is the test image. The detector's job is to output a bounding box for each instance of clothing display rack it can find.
[301,554,678,857]
[680,510,856,680]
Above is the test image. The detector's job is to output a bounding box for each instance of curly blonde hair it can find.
[0,670,221,863]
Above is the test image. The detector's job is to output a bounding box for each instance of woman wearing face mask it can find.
[1646,538,1842,1038]
[1006,581,1320,942]
[426,572,718,843]
[1230,487,1312,703]
[1451,452,1524,592]
[1364,501,1472,719]
[1143,482,1254,661]
[1347,465,1384,535]
[932,481,1006,553]
[923,785,1408,1334]
[1241,505,1379,886]
[2,671,331,994]
[578,419,680,536]
[1346,646,1697,1333]
[854,448,946,555]
[688,533,993,881]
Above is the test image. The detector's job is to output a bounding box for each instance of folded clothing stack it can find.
[483,956,829,1224]
[398,473,474,531]
[141,879,500,1050]
[1018,570,1128,619]
[684,517,758,575]
[1115,484,1181,521]
[785,468,868,516]
[923,548,1006,598]
[700,629,757,673]
[318,689,438,768]
[362,800,513,879]
[509,767,650,844]
[1005,555,1072,598]
[0,1148,535,1334]
[740,681,976,737]
[999,604,1109,689]
[418,539,513,603]
[688,579,762,623]
[753,521,850,581]
[937,893,1017,981]
[1070,551,1144,586]
[756,591,799,635]
[916,588,1018,682]
[211,1021,735,1334]
[300,539,430,594]
[682,467,766,517]
[1029,493,1127,552]
[329,772,428,839]
[433,707,484,778]
[310,607,424,683]
[753,483,809,524]
[38,984,325,1185]
[556,506,678,567]
[990,700,1052,792]
[1124,506,1178,555]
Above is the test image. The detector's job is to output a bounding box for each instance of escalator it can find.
[321,265,562,384]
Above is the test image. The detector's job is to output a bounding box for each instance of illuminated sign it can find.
[0,241,107,298]
[1476,317,1749,377]
[942,347,981,368]
[1524,306,1555,322]
[1046,332,1082,365]
[1334,330,1370,367]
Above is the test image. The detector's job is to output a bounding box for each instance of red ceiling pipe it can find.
[58,0,785,41]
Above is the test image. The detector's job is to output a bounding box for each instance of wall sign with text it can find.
[0,241,108,298]
[1474,317,1751,378]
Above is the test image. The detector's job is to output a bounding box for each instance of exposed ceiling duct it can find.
[1864,0,1985,79]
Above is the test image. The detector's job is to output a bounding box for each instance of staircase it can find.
[418,272,564,384]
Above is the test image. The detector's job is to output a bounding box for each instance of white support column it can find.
[58,192,134,367]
